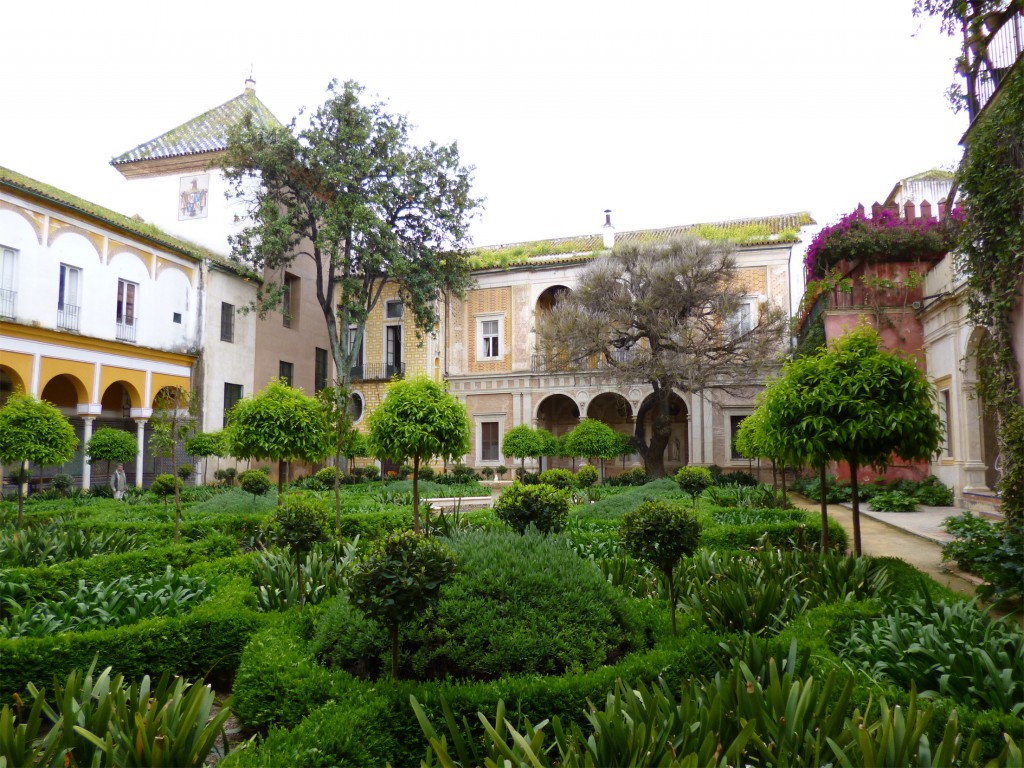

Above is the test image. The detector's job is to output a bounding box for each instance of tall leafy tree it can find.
[540,237,786,477]
[367,376,470,533]
[221,79,479,421]
[226,379,331,502]
[0,393,78,527]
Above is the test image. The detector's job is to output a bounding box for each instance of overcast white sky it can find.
[1,1,965,249]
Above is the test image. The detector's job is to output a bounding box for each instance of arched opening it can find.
[101,381,140,419]
[0,366,26,407]
[587,392,638,472]
[536,393,580,470]
[534,286,571,371]
[40,374,87,411]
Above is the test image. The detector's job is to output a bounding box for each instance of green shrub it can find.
[913,475,955,506]
[869,489,919,512]
[539,468,575,489]
[314,529,646,681]
[715,469,759,486]
[238,469,273,512]
[480,466,495,480]
[50,474,73,496]
[674,466,713,507]
[417,466,435,481]
[840,595,1024,714]
[575,464,599,488]
[609,466,648,486]
[450,464,476,484]
[494,482,569,534]
[0,573,264,700]
[252,541,359,612]
[0,521,139,567]
[314,466,339,489]
[942,512,1002,573]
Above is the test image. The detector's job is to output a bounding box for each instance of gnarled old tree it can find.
[221,80,479,415]
[540,237,786,477]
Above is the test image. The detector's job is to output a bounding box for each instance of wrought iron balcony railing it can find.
[57,303,80,331]
[116,321,137,343]
[0,289,15,319]
[531,348,635,373]
[965,8,1024,120]
[349,362,405,381]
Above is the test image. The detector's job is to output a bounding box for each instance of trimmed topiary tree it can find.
[367,376,470,534]
[538,468,574,490]
[349,530,456,680]
[494,482,570,535]
[85,427,139,479]
[150,473,179,514]
[562,419,621,478]
[620,499,701,635]
[575,464,599,488]
[675,466,714,509]
[239,468,272,512]
[501,424,544,476]
[0,393,79,528]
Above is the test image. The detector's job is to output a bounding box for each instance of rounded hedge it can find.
[539,468,575,490]
[575,464,599,488]
[494,482,569,534]
[312,528,646,681]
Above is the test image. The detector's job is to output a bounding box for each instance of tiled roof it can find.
[111,89,282,166]
[470,212,815,271]
[0,165,250,275]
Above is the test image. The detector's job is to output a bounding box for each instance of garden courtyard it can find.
[1,461,1021,767]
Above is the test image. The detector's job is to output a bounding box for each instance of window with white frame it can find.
[727,300,754,339]
[116,279,138,341]
[0,246,16,319]
[480,421,501,463]
[385,324,403,377]
[476,314,503,361]
[57,263,81,330]
[939,388,953,458]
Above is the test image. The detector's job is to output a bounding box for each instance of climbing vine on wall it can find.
[956,64,1024,530]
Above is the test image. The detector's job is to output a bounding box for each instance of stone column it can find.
[81,416,95,491]
[134,419,147,488]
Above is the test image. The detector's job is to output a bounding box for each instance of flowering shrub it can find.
[805,208,961,278]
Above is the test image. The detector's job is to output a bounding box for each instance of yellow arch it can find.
[38,360,91,404]
[99,368,145,409]
[0,353,33,394]
[0,201,45,244]
[48,221,103,262]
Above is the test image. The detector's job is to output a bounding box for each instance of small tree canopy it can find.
[367,375,470,532]
[0,393,78,528]
[227,379,331,501]
[185,431,225,458]
[562,419,621,461]
[85,427,138,468]
[501,425,544,471]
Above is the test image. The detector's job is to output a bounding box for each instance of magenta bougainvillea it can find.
[805,208,962,278]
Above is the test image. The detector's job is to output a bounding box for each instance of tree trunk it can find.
[780,464,788,506]
[16,460,26,529]
[277,459,286,505]
[412,455,421,534]
[819,464,829,552]
[850,459,862,557]
[633,386,673,478]
[771,460,778,493]
[668,567,677,636]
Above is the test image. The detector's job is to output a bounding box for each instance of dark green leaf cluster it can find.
[619,500,700,577]
[265,492,332,556]
[538,468,575,489]
[494,482,570,534]
[869,490,919,512]
[348,531,456,631]
[673,466,713,504]
[84,427,138,466]
[149,474,179,499]
[0,522,137,567]
[575,464,599,488]
[239,469,272,501]
[0,393,78,470]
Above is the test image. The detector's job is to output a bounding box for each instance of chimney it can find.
[244,77,256,94]
[602,209,615,249]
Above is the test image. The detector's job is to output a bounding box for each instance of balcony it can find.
[0,289,14,319]
[532,348,636,373]
[965,8,1024,120]
[349,362,405,381]
[116,320,137,343]
[57,303,80,331]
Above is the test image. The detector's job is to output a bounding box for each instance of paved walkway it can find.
[788,495,980,597]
